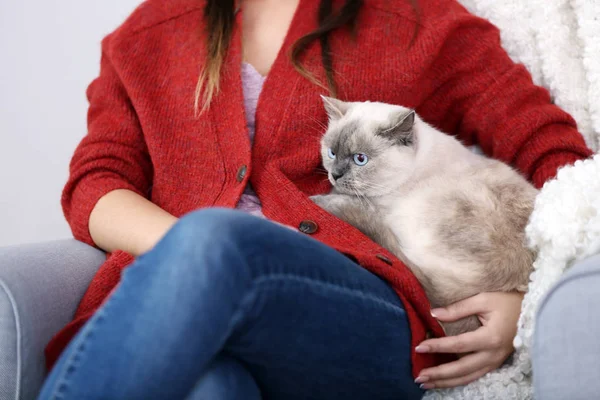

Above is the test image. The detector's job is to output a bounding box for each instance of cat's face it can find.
[320,97,418,197]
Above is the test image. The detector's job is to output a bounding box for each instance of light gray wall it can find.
[0,0,142,247]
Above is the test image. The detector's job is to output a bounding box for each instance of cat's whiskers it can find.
[351,186,373,210]
[356,180,400,196]
[354,181,381,195]
[356,180,389,190]
[306,115,329,133]
[351,187,367,209]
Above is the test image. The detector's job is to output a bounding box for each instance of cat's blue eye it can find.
[327,148,336,159]
[353,153,368,166]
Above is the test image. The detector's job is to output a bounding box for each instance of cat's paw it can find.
[310,194,328,207]
[310,194,349,215]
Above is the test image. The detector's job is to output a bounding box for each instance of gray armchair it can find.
[0,240,104,400]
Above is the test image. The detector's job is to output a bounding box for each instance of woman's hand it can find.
[414,291,524,389]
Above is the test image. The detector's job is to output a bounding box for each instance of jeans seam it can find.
[47,303,111,400]
[253,274,406,316]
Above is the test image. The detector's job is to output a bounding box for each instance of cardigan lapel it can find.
[206,9,250,199]
[249,0,321,161]
[207,0,324,193]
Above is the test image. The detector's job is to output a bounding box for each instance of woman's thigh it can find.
[223,265,422,399]
[179,210,423,399]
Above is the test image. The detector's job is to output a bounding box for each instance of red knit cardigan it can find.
[47,0,593,377]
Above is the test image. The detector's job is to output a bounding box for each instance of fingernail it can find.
[414,376,429,384]
[421,383,435,390]
[415,345,430,353]
[431,308,442,318]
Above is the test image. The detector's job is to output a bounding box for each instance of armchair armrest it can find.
[533,253,600,400]
[0,240,105,400]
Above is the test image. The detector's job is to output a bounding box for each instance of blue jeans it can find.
[38,209,422,400]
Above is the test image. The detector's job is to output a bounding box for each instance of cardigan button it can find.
[298,220,318,234]
[236,165,247,183]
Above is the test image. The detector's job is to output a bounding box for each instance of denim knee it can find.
[143,208,259,291]
[172,208,256,250]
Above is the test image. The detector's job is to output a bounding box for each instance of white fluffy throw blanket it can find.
[424,1,600,399]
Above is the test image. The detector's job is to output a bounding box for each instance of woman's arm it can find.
[89,189,177,256]
[63,35,175,256]
[416,3,593,188]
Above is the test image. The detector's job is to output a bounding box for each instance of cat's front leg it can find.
[311,194,400,253]
[310,193,356,218]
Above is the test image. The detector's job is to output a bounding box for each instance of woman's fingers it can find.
[416,328,489,354]
[430,293,491,322]
[416,351,489,383]
[420,365,494,389]
[414,292,525,389]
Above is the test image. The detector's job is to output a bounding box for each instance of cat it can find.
[311,97,538,336]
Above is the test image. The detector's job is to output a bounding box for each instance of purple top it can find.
[235,63,266,216]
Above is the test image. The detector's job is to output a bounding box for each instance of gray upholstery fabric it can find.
[533,253,600,400]
[0,240,104,400]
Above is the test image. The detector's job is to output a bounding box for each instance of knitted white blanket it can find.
[424,1,600,399]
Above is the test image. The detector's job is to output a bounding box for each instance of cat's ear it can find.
[321,95,349,120]
[379,110,416,146]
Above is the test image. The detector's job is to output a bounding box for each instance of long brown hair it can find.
[195,0,417,113]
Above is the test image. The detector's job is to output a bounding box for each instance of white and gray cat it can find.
[311,97,538,336]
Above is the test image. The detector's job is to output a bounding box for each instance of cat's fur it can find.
[311,97,538,336]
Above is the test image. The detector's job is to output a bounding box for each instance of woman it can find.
[39,0,592,398]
